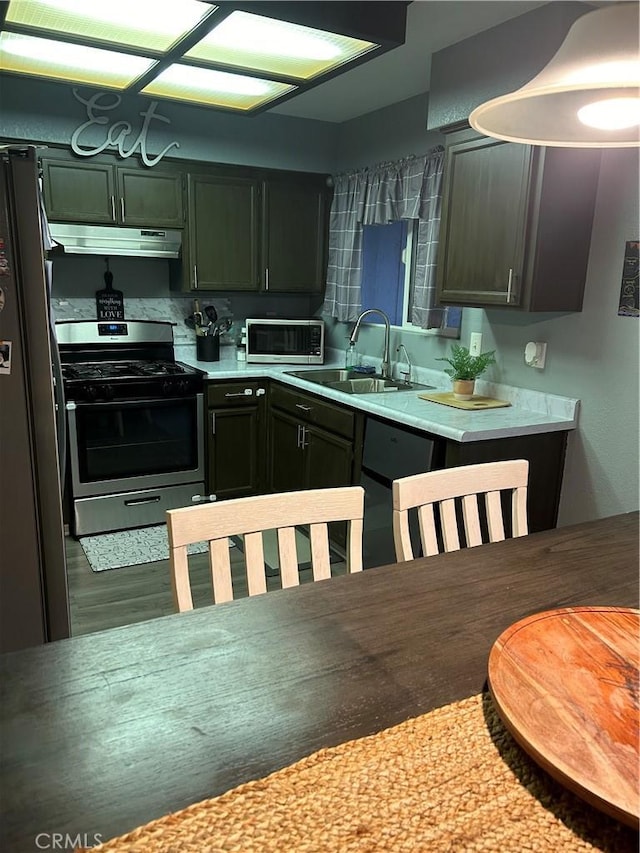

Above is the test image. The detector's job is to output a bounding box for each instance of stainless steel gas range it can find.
[56,320,206,537]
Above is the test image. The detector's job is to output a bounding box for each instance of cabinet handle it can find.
[296,424,302,448]
[110,195,116,220]
[224,389,253,398]
[265,267,269,291]
[120,197,125,222]
[256,388,266,396]
[193,265,198,288]
[210,412,216,435]
[507,268,513,303]
[300,425,309,449]
[295,403,312,412]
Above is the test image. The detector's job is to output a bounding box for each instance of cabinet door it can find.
[117,168,183,228]
[305,424,353,489]
[263,181,327,293]
[269,409,306,493]
[188,173,260,291]
[42,159,116,223]
[208,404,262,499]
[436,136,531,307]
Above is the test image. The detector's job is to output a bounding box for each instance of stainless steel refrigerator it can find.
[0,146,70,652]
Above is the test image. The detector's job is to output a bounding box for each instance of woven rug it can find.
[86,692,637,852]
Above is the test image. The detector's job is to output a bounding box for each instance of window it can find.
[360,221,462,337]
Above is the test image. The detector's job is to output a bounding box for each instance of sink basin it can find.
[286,368,353,383]
[285,369,435,395]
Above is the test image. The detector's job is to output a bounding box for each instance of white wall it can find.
[473,149,639,524]
[329,105,639,525]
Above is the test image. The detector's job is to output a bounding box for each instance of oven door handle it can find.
[124,495,162,507]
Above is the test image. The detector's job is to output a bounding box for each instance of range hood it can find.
[48,223,182,258]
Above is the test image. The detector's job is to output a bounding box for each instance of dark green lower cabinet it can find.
[206,381,267,500]
[269,410,354,493]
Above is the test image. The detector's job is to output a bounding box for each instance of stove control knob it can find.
[99,384,114,401]
[162,380,172,396]
[84,385,98,402]
[177,379,189,396]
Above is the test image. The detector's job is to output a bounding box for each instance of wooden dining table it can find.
[1,511,638,852]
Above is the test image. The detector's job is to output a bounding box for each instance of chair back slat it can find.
[210,539,234,603]
[418,504,439,558]
[170,547,193,612]
[167,486,365,612]
[440,498,461,552]
[244,531,268,597]
[462,494,483,548]
[485,490,506,542]
[512,487,529,538]
[309,522,332,580]
[392,460,529,561]
[278,527,300,588]
[347,519,364,574]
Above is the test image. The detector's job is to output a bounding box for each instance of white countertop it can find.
[176,345,579,444]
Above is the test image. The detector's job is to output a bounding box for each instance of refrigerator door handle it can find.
[50,323,67,489]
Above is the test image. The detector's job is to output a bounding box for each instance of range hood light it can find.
[469,3,640,147]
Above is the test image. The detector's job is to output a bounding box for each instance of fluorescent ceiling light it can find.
[5,0,215,53]
[0,32,155,88]
[184,10,377,80]
[141,64,296,110]
[469,4,640,147]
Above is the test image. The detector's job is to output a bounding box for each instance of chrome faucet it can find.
[349,309,391,379]
[396,343,412,385]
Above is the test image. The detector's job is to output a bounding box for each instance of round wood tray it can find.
[488,606,639,828]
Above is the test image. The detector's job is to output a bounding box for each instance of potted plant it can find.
[436,344,496,400]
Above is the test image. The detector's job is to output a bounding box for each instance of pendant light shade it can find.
[469,3,640,147]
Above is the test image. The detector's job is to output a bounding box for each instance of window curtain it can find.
[323,146,445,327]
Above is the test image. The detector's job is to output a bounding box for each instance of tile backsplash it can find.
[52,297,235,345]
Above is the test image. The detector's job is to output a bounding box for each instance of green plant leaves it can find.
[435,344,496,380]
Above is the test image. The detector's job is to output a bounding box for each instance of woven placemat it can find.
[87,693,637,852]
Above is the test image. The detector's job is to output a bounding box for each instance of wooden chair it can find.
[166,486,365,612]
[392,460,529,561]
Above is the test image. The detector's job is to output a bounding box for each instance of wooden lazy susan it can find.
[488,606,639,828]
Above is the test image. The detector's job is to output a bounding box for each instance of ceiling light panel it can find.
[0,32,155,89]
[4,0,215,53]
[141,64,296,111]
[184,11,378,80]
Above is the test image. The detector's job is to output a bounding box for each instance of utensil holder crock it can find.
[197,335,220,362]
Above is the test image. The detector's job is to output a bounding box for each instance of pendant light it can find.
[469,3,640,147]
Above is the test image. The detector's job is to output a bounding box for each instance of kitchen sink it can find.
[285,369,435,395]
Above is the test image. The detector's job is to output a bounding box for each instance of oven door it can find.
[67,393,205,499]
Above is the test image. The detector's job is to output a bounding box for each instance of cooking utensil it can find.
[204,305,217,323]
[95,258,124,320]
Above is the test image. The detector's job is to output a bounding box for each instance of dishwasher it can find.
[360,416,438,568]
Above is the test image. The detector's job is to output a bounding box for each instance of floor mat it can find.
[79,526,330,574]
[79,525,208,572]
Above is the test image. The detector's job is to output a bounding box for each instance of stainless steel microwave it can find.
[245,318,325,364]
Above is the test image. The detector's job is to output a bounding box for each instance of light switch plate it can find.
[469,332,483,356]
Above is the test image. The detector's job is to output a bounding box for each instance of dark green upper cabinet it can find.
[436,128,601,312]
[262,179,328,293]
[185,171,329,294]
[187,172,260,291]
[41,155,184,228]
[117,168,183,228]
[42,159,116,224]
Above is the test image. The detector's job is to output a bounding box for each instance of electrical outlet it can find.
[469,332,483,356]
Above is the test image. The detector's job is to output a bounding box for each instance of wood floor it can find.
[65,535,347,637]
